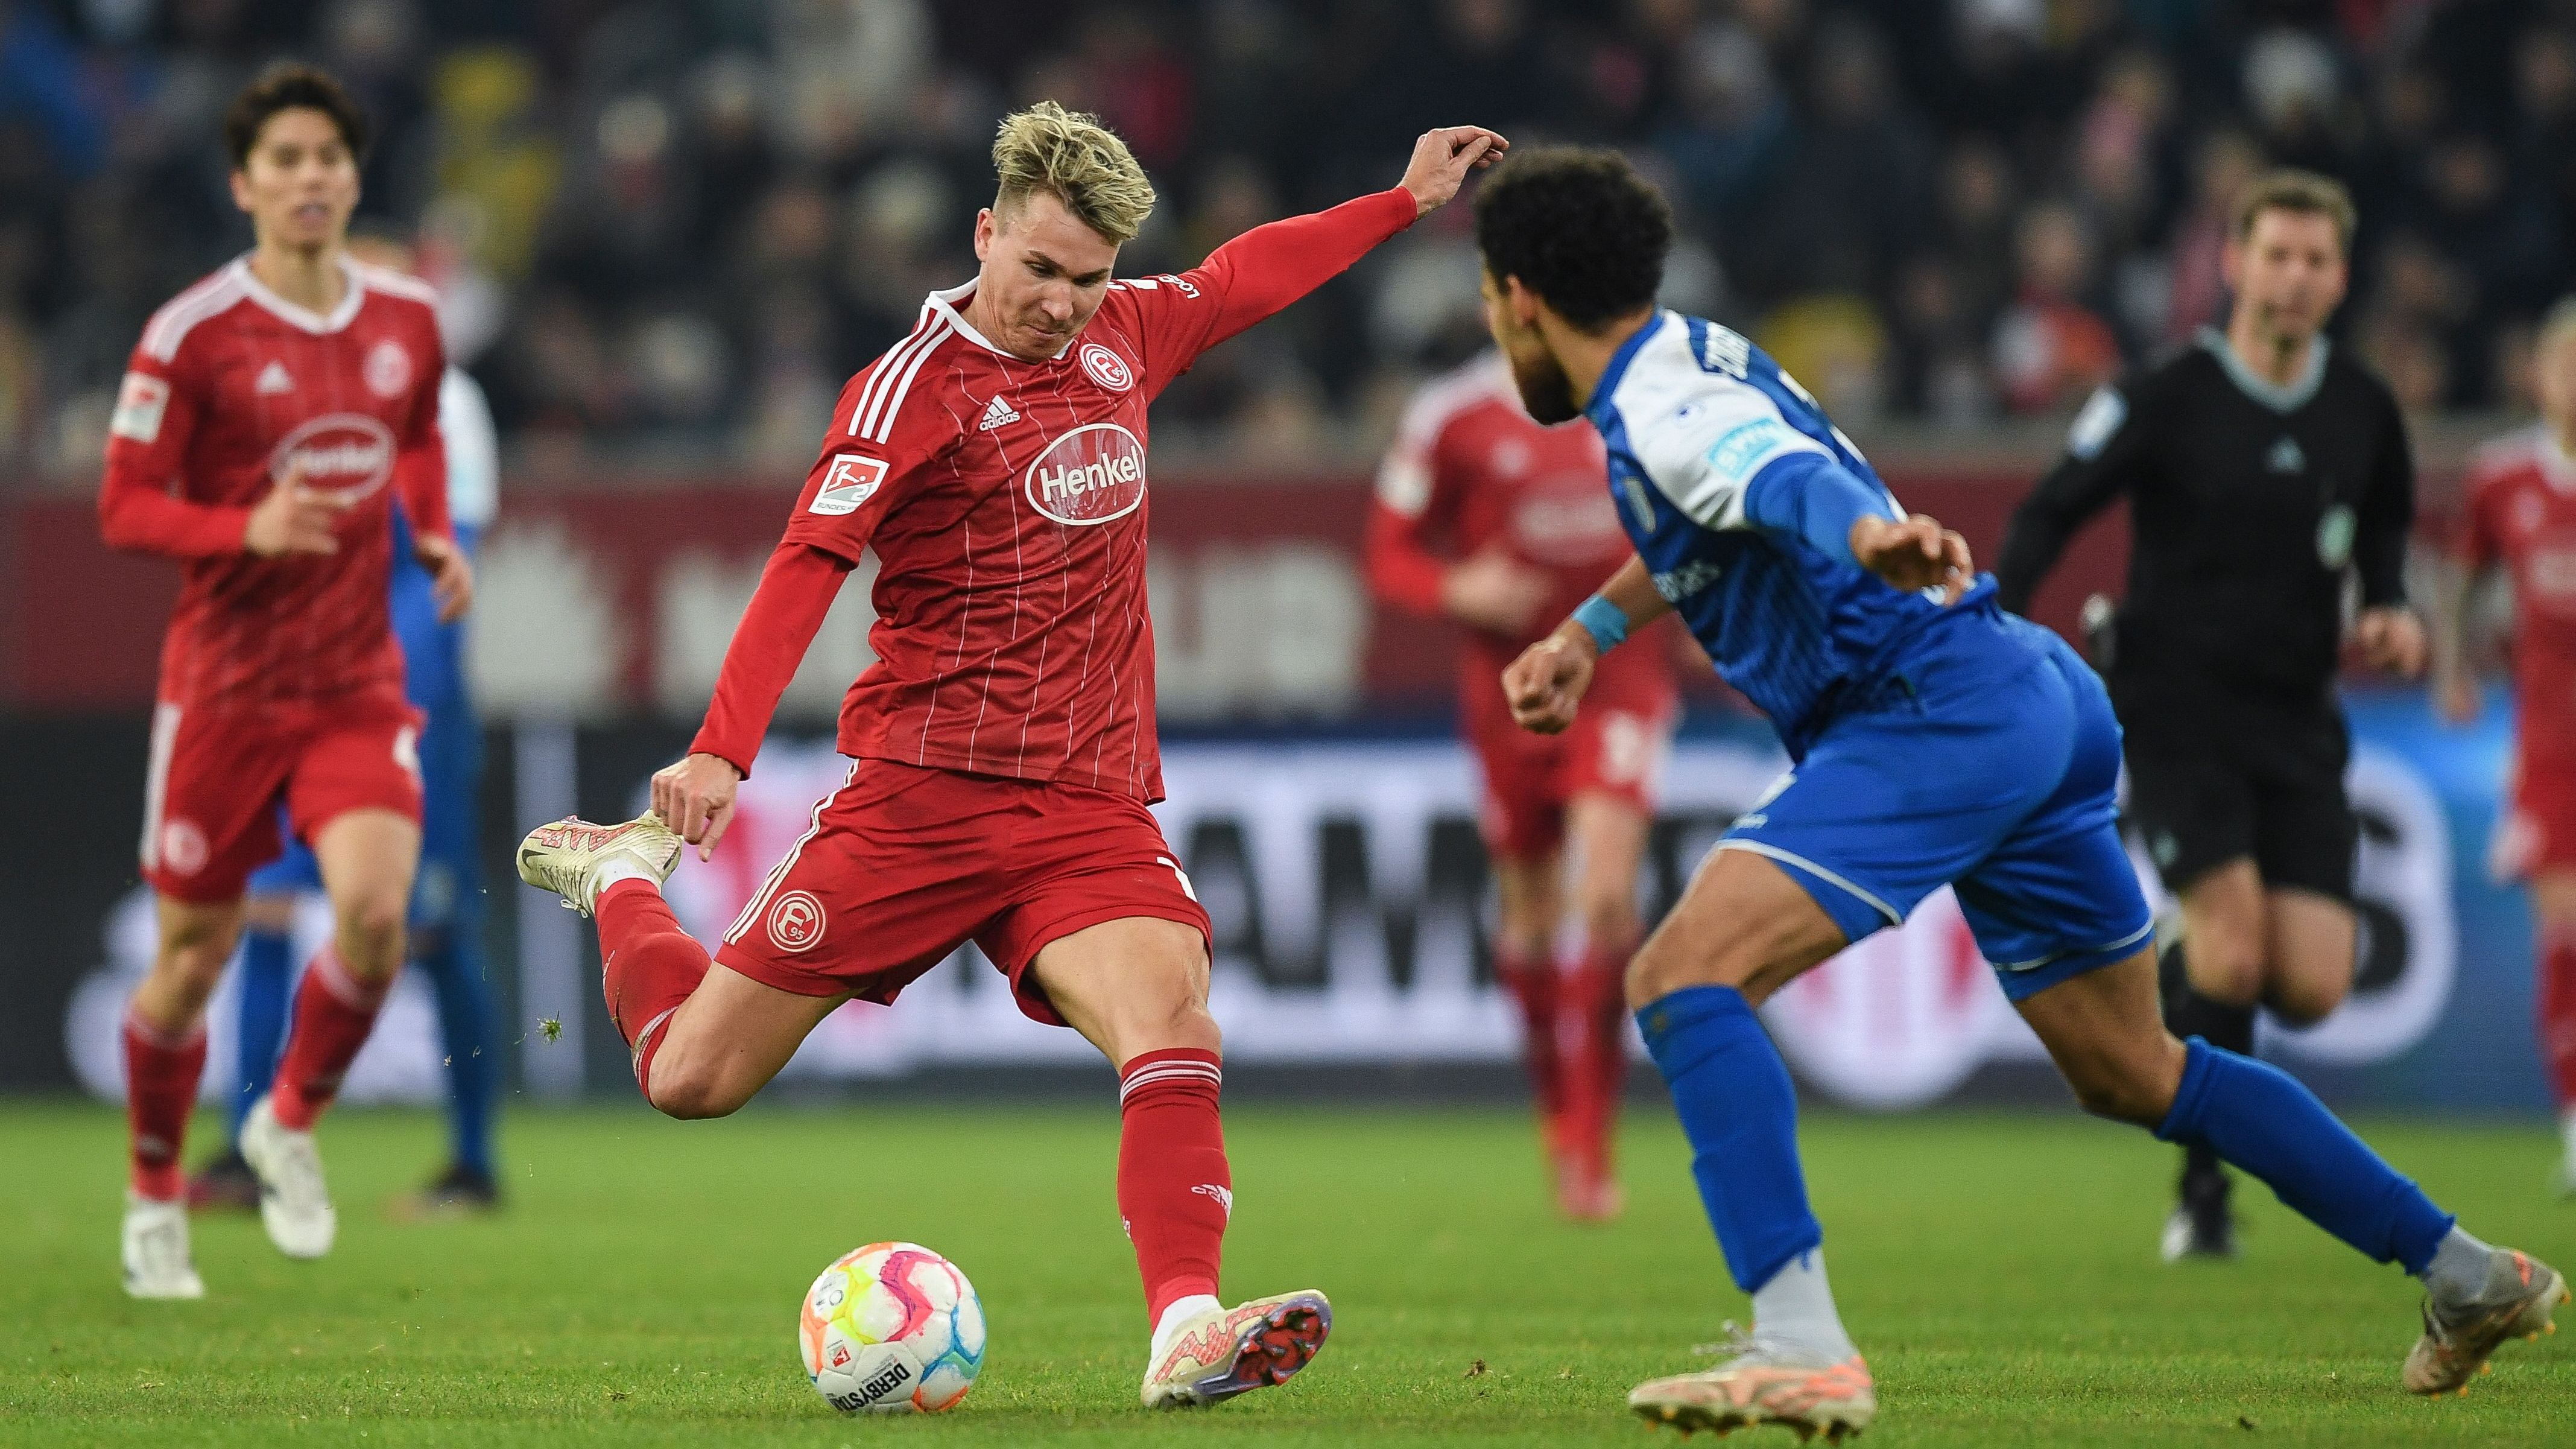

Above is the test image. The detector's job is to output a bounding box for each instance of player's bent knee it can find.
[644,1056,752,1121]
[334,895,409,964]
[2063,1036,2186,1126]
[2185,940,2265,1006]
[1578,895,1641,956]
[2266,981,2344,1030]
[1625,934,1750,1008]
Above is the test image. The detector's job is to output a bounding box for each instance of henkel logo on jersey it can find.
[269,413,396,504]
[1027,422,1148,525]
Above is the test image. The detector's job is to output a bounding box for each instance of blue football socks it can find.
[228,927,295,1141]
[1638,985,1825,1293]
[418,930,499,1178]
[2156,1037,2454,1273]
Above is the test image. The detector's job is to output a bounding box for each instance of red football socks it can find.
[1116,1047,1229,1327]
[1495,948,1566,1134]
[1569,947,1633,1172]
[270,948,392,1131]
[597,879,711,1095]
[2540,927,2576,1109]
[122,1008,206,1201]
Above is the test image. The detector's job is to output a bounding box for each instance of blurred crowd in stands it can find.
[3,0,2574,477]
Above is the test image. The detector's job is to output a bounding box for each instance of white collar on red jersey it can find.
[925,279,1075,362]
[229,252,367,334]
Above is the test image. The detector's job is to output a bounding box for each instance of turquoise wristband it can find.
[1571,594,1629,653]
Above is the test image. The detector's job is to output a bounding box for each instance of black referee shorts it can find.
[2113,680,2356,902]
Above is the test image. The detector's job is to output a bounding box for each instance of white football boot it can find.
[1139,1290,1333,1407]
[239,1094,336,1259]
[516,811,684,916]
[121,1193,205,1299]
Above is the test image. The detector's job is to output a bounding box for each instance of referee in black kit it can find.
[1995,171,2426,1261]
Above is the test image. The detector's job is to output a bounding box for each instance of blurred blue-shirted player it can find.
[1472,148,2564,1438]
[194,323,501,1213]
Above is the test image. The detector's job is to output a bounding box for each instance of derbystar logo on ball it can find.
[1025,423,1147,525]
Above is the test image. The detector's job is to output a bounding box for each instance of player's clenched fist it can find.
[653,751,743,861]
[241,460,345,557]
[1503,629,1597,736]
[1400,125,1510,218]
[1851,512,1973,603]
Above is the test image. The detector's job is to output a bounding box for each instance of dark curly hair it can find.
[223,63,370,170]
[1473,147,1670,331]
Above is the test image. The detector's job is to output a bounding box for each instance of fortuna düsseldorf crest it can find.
[1078,343,1133,393]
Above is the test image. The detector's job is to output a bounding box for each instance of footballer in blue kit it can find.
[1473,148,2563,1438]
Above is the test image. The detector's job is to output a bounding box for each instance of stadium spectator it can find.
[4,0,2576,474]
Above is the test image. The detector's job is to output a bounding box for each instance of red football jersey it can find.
[2461,426,2576,762]
[1367,351,1677,714]
[724,186,1419,802]
[99,255,450,708]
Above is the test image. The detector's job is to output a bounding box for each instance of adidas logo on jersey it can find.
[2268,436,2306,474]
[255,360,294,395]
[979,395,1020,432]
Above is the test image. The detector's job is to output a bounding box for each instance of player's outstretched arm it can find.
[1504,555,1668,735]
[1143,126,1507,375]
[660,539,854,860]
[1994,383,2148,614]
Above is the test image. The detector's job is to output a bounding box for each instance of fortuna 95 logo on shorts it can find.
[159,820,209,878]
[1025,423,1147,526]
[1078,342,1133,393]
[767,890,827,953]
[809,454,887,516]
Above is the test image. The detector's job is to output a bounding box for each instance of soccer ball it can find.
[799,1241,987,1414]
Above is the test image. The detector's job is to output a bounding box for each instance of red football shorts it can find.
[1464,677,1674,861]
[2498,752,2576,879]
[139,690,425,902]
[712,758,1213,1025]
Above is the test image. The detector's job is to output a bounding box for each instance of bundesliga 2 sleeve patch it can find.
[110,371,170,445]
[810,454,889,516]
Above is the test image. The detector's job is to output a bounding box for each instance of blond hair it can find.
[2233,168,2356,255]
[992,101,1156,244]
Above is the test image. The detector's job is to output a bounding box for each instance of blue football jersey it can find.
[1584,311,1993,755]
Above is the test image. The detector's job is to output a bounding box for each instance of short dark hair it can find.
[2233,168,2355,255]
[1473,147,1671,331]
[223,63,370,171]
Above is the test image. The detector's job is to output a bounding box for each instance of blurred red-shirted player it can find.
[514,103,1505,1409]
[1367,351,1677,1220]
[2438,296,2576,1195]
[98,66,472,1300]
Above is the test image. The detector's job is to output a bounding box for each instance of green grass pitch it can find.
[2,1102,2569,1446]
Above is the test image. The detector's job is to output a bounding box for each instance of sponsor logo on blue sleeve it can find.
[1704,417,1793,486]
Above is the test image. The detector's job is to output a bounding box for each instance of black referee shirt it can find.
[1995,328,2414,704]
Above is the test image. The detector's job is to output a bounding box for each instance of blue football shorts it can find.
[1718,614,2153,1001]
